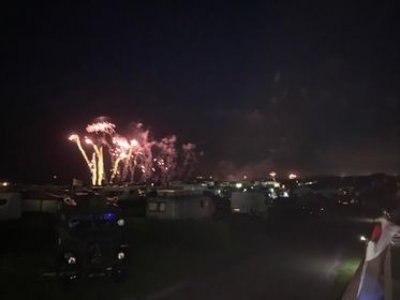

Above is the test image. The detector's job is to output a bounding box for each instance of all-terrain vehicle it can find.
[55,191,129,284]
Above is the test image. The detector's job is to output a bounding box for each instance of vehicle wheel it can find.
[57,272,78,288]
[56,258,78,288]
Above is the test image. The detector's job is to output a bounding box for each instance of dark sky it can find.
[1,1,400,182]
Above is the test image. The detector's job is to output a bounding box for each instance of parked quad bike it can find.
[55,191,129,285]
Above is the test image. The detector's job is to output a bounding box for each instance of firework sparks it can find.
[109,136,140,183]
[130,139,139,147]
[93,144,105,185]
[84,119,117,185]
[68,134,78,141]
[180,142,198,180]
[154,135,177,184]
[69,118,200,185]
[68,134,97,185]
[86,121,116,134]
[84,137,93,145]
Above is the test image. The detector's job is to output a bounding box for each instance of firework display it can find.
[69,117,198,185]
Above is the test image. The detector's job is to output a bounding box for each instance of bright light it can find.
[233,208,241,212]
[268,187,278,199]
[117,219,125,226]
[269,171,276,178]
[304,181,316,186]
[86,121,116,134]
[351,217,377,224]
[2,182,10,187]
[235,183,243,189]
[130,139,139,147]
[64,253,76,264]
[282,191,289,198]
[68,256,76,264]
[68,134,78,141]
[117,252,125,260]
[84,137,93,145]
[104,212,116,221]
[113,136,129,148]
[288,173,297,180]
[360,235,367,242]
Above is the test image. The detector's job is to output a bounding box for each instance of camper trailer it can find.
[230,191,268,217]
[101,185,146,201]
[0,192,22,221]
[20,190,60,214]
[147,189,215,220]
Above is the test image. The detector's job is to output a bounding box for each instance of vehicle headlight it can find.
[68,256,76,264]
[117,252,125,260]
[117,219,125,226]
[64,252,77,264]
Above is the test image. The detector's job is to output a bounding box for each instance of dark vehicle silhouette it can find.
[55,191,128,285]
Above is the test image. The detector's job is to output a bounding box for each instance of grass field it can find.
[330,258,362,299]
[0,216,257,300]
[0,210,370,300]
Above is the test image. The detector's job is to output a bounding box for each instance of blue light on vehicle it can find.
[104,212,116,221]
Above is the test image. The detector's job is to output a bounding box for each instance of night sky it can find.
[1,1,400,182]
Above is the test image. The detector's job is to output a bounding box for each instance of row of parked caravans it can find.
[0,189,62,221]
[0,185,269,221]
